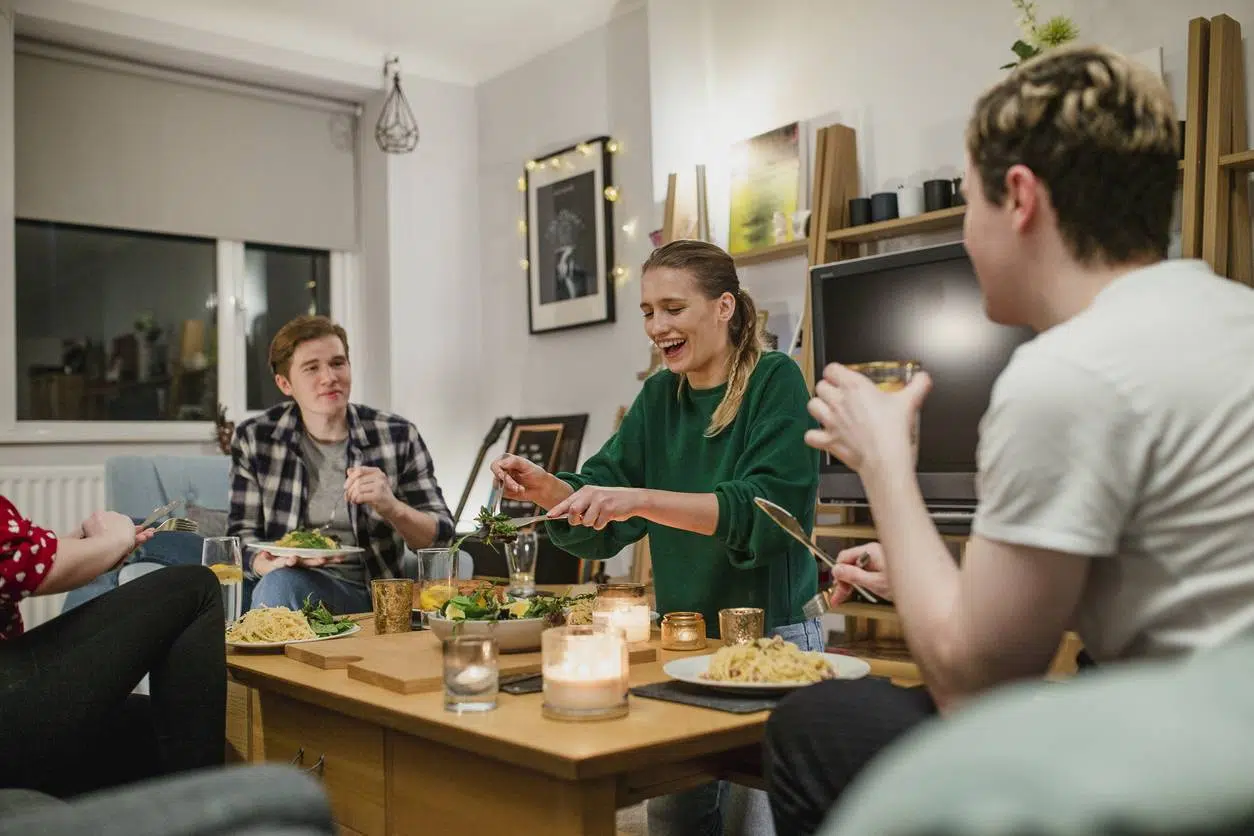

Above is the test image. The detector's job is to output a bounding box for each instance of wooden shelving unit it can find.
[1219,149,1254,170]
[733,239,809,266]
[825,205,966,245]
[1200,14,1251,284]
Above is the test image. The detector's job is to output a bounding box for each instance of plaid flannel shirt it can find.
[228,402,454,581]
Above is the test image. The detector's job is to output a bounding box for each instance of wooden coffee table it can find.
[227,626,772,836]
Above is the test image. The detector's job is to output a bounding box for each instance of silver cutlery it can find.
[753,497,879,613]
[154,517,199,533]
[138,498,185,530]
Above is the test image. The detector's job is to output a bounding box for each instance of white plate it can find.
[662,651,870,692]
[227,623,361,651]
[250,542,366,560]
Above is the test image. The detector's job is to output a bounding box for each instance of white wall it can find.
[472,4,653,539]
[385,74,484,525]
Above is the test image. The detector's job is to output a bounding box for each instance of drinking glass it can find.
[505,529,539,597]
[849,360,923,445]
[414,548,456,613]
[443,635,499,713]
[202,536,243,626]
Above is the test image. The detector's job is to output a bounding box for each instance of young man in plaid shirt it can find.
[228,315,454,612]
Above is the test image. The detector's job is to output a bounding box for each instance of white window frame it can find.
[0,232,358,445]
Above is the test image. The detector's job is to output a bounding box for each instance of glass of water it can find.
[202,536,243,626]
[443,635,498,713]
[505,528,539,597]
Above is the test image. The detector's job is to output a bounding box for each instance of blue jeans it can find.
[646,618,825,836]
[250,567,373,614]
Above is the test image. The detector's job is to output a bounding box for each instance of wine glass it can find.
[202,536,244,626]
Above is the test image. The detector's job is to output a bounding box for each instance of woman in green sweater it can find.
[491,238,820,834]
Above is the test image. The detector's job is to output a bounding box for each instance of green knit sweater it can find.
[547,351,819,634]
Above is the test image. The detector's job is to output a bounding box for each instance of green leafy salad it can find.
[438,581,590,626]
[301,595,357,636]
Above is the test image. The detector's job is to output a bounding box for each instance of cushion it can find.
[824,640,1254,835]
[183,504,229,538]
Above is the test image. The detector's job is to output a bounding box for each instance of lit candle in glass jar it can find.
[592,583,651,643]
[542,624,629,721]
[660,612,707,651]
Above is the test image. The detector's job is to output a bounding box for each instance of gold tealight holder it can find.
[718,607,765,646]
[371,578,414,635]
[660,612,707,651]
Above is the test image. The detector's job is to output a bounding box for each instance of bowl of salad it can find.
[425,582,582,653]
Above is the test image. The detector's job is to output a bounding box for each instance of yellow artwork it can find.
[727,123,802,255]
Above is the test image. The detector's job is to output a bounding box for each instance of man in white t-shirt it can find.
[764,45,1254,836]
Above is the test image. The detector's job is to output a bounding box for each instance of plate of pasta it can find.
[251,529,365,560]
[662,636,870,692]
[226,598,361,650]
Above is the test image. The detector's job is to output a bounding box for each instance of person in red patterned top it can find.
[0,495,227,797]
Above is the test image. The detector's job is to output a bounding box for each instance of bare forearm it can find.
[38,535,129,595]
[862,460,975,706]
[380,502,440,549]
[638,490,719,536]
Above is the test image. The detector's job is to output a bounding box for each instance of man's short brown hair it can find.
[966,44,1179,264]
[268,315,350,378]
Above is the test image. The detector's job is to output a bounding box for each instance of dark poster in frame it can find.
[525,137,615,334]
[499,414,588,517]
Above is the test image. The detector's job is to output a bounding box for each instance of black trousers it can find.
[0,564,226,798]
[764,677,939,835]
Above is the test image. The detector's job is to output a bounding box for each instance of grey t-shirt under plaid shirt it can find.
[228,402,455,580]
[299,434,365,582]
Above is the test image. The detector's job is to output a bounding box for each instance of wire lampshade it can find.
[375,59,419,154]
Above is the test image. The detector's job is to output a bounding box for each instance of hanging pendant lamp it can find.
[375,58,419,154]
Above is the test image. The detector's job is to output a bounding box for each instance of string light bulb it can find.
[516,176,526,192]
[606,139,621,154]
[517,218,527,237]
[524,160,538,171]
[604,186,620,202]
[519,258,529,271]
[576,143,593,155]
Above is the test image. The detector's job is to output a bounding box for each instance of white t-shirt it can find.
[972,259,1254,663]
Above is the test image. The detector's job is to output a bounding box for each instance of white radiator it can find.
[0,465,106,630]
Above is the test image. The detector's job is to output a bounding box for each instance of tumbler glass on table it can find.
[848,360,923,442]
[202,536,244,626]
[505,528,539,597]
[371,578,414,635]
[443,635,499,713]
[414,548,457,613]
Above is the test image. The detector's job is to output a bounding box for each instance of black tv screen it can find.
[810,242,1034,506]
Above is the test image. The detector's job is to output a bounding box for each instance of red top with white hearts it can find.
[0,495,57,639]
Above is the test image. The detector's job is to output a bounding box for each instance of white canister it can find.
[897,186,925,218]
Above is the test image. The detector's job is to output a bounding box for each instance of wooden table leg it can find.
[386,732,618,836]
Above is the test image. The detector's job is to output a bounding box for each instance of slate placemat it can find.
[500,673,544,695]
[630,680,782,714]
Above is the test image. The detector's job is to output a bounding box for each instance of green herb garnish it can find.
[449,506,520,555]
[300,594,356,637]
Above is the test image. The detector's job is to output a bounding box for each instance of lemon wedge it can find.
[504,600,531,619]
[444,603,466,621]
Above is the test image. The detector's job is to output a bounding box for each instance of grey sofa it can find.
[824,638,1254,835]
[0,765,333,836]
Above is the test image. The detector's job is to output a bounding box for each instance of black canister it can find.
[951,177,965,206]
[924,179,954,211]
[849,197,872,226]
[869,192,898,223]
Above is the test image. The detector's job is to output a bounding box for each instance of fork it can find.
[802,552,874,620]
[138,498,184,530]
[154,517,199,533]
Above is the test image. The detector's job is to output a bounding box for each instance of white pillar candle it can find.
[542,630,629,714]
[593,603,651,643]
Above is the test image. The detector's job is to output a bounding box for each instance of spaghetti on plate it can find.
[703,635,834,684]
[226,606,316,643]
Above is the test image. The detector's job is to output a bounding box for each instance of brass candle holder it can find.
[371,578,414,635]
[660,612,707,651]
[718,607,765,646]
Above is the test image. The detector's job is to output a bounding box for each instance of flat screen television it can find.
[810,242,1035,507]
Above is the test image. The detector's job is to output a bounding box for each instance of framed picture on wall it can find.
[525,136,615,334]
